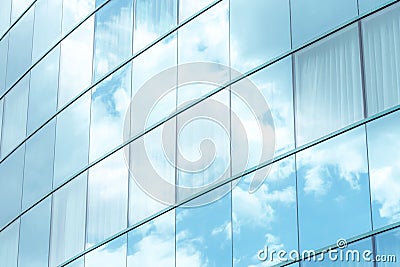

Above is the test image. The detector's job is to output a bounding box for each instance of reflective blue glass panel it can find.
[297,126,371,251]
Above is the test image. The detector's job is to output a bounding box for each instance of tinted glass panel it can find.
[0,219,19,267]
[230,0,291,73]
[179,0,214,22]
[6,7,33,88]
[85,235,127,267]
[62,0,95,34]
[53,92,90,187]
[291,0,358,46]
[90,64,131,161]
[133,0,177,52]
[86,151,128,247]
[297,126,371,251]
[359,0,392,14]
[27,46,59,135]
[1,74,29,156]
[176,193,232,267]
[22,120,56,210]
[295,24,364,146]
[367,111,400,229]
[49,173,87,267]
[0,35,8,96]
[92,0,133,80]
[18,197,51,267]
[0,145,24,228]
[362,3,400,116]
[127,211,175,266]
[0,0,11,36]
[58,17,94,107]
[233,157,298,267]
[32,0,62,62]
[375,228,400,266]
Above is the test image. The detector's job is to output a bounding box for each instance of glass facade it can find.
[0,0,400,266]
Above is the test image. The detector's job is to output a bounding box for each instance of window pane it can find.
[85,235,127,267]
[178,1,229,65]
[362,3,400,116]
[22,120,56,210]
[86,151,128,247]
[11,0,34,22]
[359,0,392,14]
[58,17,94,108]
[31,0,62,62]
[230,0,291,73]
[18,197,51,267]
[0,219,19,267]
[367,111,400,229]
[0,35,8,97]
[233,157,297,267]
[89,64,131,161]
[0,145,24,228]
[375,228,400,267]
[49,173,87,267]
[53,92,90,187]
[0,99,3,147]
[6,7,33,88]
[0,0,11,36]
[27,46,59,135]
[92,0,133,80]
[297,126,371,251]
[1,74,29,157]
[62,0,95,34]
[127,211,175,266]
[179,0,214,22]
[291,0,358,46]
[231,56,294,175]
[295,24,364,146]
[176,193,232,267]
[133,0,177,52]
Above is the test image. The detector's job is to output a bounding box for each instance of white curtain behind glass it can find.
[295,24,364,146]
[362,3,400,116]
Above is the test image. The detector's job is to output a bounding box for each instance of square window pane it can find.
[295,24,364,146]
[362,3,400,116]
[367,111,400,229]
[291,0,358,46]
[297,126,371,251]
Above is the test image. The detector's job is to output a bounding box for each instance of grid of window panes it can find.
[0,0,400,266]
